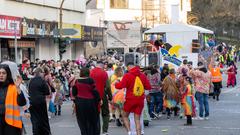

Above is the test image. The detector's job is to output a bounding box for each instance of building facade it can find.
[86,0,192,53]
[0,0,104,63]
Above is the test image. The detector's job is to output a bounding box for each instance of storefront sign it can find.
[82,26,92,41]
[0,15,21,39]
[8,40,35,48]
[81,26,103,41]
[22,18,58,37]
[92,27,103,41]
[62,23,82,39]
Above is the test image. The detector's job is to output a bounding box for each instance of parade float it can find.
[143,23,215,68]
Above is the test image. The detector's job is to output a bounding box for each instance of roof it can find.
[144,23,214,34]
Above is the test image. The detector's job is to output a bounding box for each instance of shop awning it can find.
[9,40,35,48]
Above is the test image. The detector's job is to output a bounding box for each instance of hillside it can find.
[190,0,240,45]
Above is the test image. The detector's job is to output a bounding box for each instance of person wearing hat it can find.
[28,68,51,135]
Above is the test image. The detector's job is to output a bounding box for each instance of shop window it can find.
[110,0,128,9]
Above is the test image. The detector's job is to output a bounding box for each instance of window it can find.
[110,0,128,9]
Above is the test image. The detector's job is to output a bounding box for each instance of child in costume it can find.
[182,77,195,126]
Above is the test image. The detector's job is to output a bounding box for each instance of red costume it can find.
[227,66,236,87]
[90,67,108,99]
[115,66,151,115]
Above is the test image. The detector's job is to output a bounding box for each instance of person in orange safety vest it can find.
[209,60,223,101]
[0,64,26,135]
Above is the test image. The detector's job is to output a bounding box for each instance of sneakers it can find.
[150,117,157,120]
[152,112,162,118]
[102,132,109,135]
[197,117,204,120]
[192,117,198,120]
[205,117,209,120]
[109,118,114,122]
[116,119,122,127]
[128,132,131,135]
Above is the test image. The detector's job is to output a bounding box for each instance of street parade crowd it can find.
[0,43,238,135]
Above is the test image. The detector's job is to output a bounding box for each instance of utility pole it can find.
[60,0,65,39]
[59,0,65,60]
[10,22,18,63]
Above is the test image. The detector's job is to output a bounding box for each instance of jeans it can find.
[149,92,163,118]
[195,92,209,118]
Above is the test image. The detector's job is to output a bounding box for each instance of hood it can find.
[129,66,141,76]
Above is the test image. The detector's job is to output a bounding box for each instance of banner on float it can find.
[163,56,182,66]
[160,48,182,69]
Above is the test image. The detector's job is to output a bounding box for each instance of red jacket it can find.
[115,66,151,101]
[90,67,108,99]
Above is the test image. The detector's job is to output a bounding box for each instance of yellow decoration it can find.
[169,45,183,57]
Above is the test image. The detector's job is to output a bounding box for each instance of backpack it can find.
[133,76,144,97]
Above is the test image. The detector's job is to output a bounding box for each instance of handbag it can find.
[48,100,56,113]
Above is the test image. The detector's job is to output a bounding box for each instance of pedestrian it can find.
[115,62,151,135]
[191,62,211,120]
[53,79,64,116]
[227,61,236,87]
[178,68,188,119]
[43,66,55,117]
[0,64,26,135]
[106,63,114,78]
[109,67,124,126]
[29,68,51,135]
[147,65,163,119]
[160,64,169,81]
[2,58,31,134]
[162,69,180,119]
[209,59,222,101]
[72,68,100,135]
[182,77,195,126]
[90,61,112,135]
[177,59,189,75]
[68,71,77,115]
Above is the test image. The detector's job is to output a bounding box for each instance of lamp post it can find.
[10,22,18,63]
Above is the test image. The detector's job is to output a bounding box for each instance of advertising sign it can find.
[107,21,141,48]
[0,15,21,39]
[22,18,58,37]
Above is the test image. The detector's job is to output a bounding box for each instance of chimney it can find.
[171,4,180,24]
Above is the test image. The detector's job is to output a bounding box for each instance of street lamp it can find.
[10,22,18,63]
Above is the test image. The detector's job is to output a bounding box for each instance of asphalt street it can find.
[24,73,240,135]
